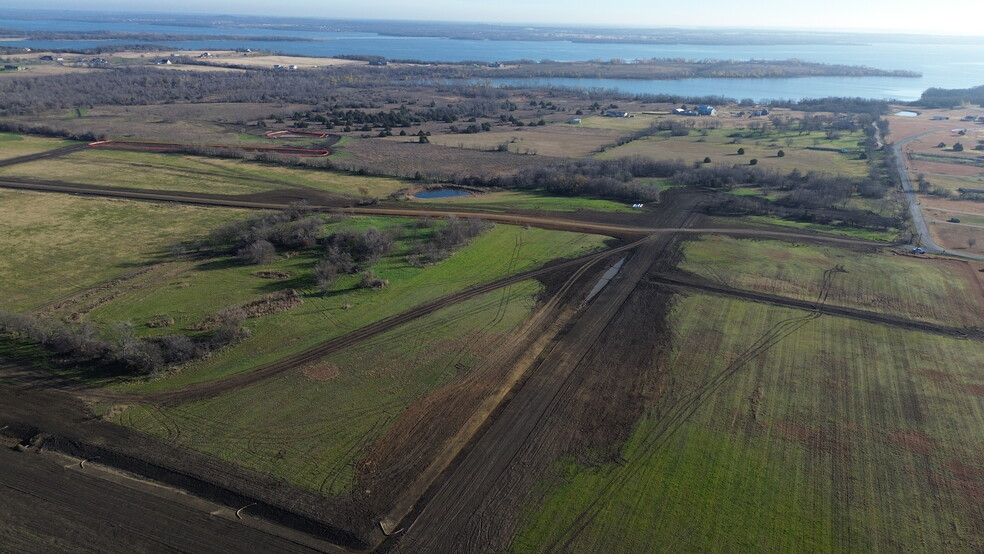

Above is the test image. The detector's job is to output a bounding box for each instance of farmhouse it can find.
[568,118,582,124]
[604,110,629,117]
[697,105,717,116]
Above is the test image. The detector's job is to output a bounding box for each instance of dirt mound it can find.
[188,289,303,331]
[252,271,291,279]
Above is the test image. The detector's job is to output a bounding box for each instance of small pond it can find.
[415,188,472,199]
[894,111,920,117]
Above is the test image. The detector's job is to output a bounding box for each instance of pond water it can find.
[894,110,920,117]
[584,257,626,304]
[415,188,472,199]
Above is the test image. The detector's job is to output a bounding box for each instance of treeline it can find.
[0,120,105,141]
[457,156,689,202]
[287,100,509,132]
[705,193,898,231]
[454,151,891,207]
[0,310,250,376]
[917,85,984,108]
[767,97,889,116]
[0,67,388,116]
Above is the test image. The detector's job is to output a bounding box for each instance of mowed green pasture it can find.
[0,148,409,199]
[679,235,984,327]
[512,294,984,553]
[575,114,660,131]
[0,132,77,161]
[113,222,608,392]
[597,128,869,177]
[0,190,249,310]
[413,190,630,213]
[115,280,542,495]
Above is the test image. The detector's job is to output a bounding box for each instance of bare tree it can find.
[237,240,276,265]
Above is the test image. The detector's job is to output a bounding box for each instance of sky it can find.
[22,1,979,36]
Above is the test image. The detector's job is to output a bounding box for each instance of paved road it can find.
[891,130,984,261]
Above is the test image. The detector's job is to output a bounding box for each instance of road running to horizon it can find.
[891,130,984,261]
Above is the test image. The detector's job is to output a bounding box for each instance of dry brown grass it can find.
[4,103,312,144]
[421,124,625,157]
[926,220,984,254]
[886,105,984,140]
[338,136,560,179]
[599,129,869,176]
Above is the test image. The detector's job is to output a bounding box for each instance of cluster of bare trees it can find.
[314,227,394,291]
[405,216,491,268]
[206,203,323,264]
[0,311,249,375]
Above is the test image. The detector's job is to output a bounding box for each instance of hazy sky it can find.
[29,1,976,35]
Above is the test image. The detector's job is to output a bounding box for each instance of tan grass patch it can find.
[962,384,984,396]
[302,363,340,382]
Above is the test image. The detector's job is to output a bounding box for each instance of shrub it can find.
[358,270,389,289]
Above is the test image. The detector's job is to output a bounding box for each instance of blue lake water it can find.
[2,16,983,101]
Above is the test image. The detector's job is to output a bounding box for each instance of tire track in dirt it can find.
[543,266,847,552]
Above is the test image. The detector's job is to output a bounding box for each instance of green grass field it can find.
[597,128,869,177]
[115,280,542,495]
[679,234,983,327]
[110,222,609,392]
[512,293,984,552]
[0,148,409,199]
[0,190,249,310]
[576,114,660,131]
[0,132,77,161]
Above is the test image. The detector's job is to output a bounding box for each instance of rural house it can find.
[697,105,717,116]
